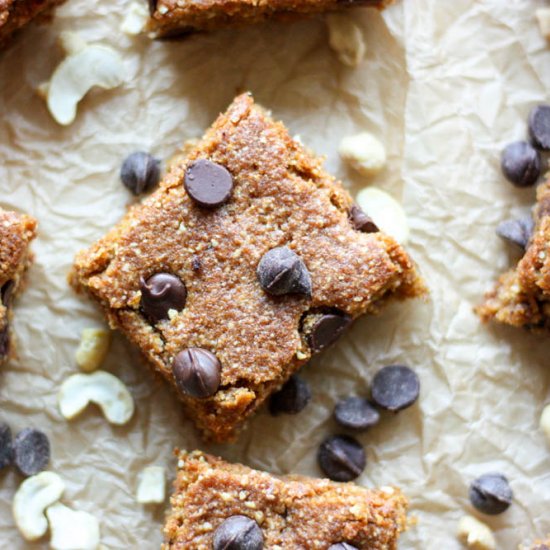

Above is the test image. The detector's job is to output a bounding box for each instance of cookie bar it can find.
[163,450,408,549]
[70,93,425,442]
[0,208,37,364]
[146,0,392,38]
[0,0,66,49]
[477,179,550,331]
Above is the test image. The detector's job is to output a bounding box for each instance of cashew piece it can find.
[58,371,134,425]
[457,515,496,550]
[46,502,100,550]
[339,132,387,177]
[120,2,149,35]
[75,328,111,373]
[136,466,166,504]
[13,471,65,541]
[326,13,366,67]
[536,8,550,40]
[540,403,550,443]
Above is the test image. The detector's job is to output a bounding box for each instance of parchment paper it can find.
[0,0,549,548]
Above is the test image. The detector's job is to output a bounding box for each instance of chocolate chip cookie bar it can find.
[0,208,37,364]
[477,178,550,331]
[70,93,425,442]
[163,450,408,549]
[147,0,392,38]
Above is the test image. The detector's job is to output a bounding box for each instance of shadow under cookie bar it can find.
[70,93,425,442]
[162,449,408,549]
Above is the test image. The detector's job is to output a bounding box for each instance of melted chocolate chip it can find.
[328,544,359,550]
[318,434,366,482]
[469,473,513,515]
[173,348,221,398]
[140,273,187,322]
[13,428,50,477]
[257,247,312,297]
[269,375,311,416]
[349,205,379,233]
[120,152,161,195]
[371,365,420,412]
[334,397,380,431]
[306,313,352,353]
[184,159,233,208]
[529,105,550,151]
[212,515,264,550]
[500,141,540,187]
[0,423,13,470]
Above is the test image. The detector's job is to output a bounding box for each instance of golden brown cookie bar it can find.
[70,93,425,442]
[163,450,408,549]
[146,0,392,38]
[0,208,37,364]
[477,178,550,331]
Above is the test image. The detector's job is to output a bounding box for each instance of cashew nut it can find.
[326,13,366,67]
[540,403,550,444]
[457,515,496,550]
[136,466,166,504]
[536,8,550,40]
[13,472,65,541]
[339,132,387,177]
[46,502,100,550]
[75,328,111,373]
[58,371,134,425]
[120,2,149,35]
[58,31,88,56]
[356,186,410,244]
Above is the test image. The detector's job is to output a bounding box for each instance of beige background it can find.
[0,0,549,548]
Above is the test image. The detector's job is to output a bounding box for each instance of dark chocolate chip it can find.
[120,152,161,195]
[0,423,13,470]
[371,365,419,412]
[328,545,359,550]
[469,473,513,515]
[529,105,550,151]
[1,280,15,307]
[148,0,157,14]
[173,348,221,398]
[334,397,380,431]
[0,324,9,360]
[257,247,312,298]
[184,159,233,208]
[500,141,541,187]
[269,375,311,416]
[212,515,264,550]
[349,205,379,233]
[140,273,187,322]
[496,217,534,250]
[306,313,352,354]
[191,256,201,272]
[318,434,366,482]
[13,428,50,477]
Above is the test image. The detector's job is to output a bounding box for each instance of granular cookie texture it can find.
[70,93,425,442]
[162,449,408,550]
[0,208,37,364]
[478,178,550,331]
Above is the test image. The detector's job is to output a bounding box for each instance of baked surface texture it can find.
[70,93,425,442]
[163,449,408,549]
[0,208,37,364]
[147,0,392,37]
[478,179,550,331]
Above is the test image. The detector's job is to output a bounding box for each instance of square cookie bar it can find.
[0,208,37,364]
[477,178,550,331]
[147,0,391,38]
[70,93,425,441]
[163,450,408,549]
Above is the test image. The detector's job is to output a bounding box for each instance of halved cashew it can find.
[457,515,496,550]
[58,371,134,425]
[120,1,149,35]
[136,466,166,504]
[13,471,65,541]
[326,13,366,67]
[339,132,387,177]
[75,328,111,372]
[46,502,100,550]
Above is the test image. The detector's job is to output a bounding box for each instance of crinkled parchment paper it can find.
[0,0,549,547]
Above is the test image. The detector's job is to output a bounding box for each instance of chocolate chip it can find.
[306,313,352,353]
[317,434,366,481]
[184,159,233,208]
[212,515,264,550]
[469,473,513,515]
[13,428,50,477]
[349,205,379,233]
[148,0,157,14]
[1,280,15,307]
[0,324,9,360]
[257,247,312,297]
[0,423,13,470]
[120,152,161,195]
[529,105,550,151]
[173,348,221,398]
[371,365,419,412]
[191,256,201,272]
[496,217,534,250]
[269,375,311,416]
[334,397,380,431]
[140,273,187,322]
[500,141,541,187]
[328,545,358,550]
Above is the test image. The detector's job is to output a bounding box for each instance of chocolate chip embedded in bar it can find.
[70,93,425,442]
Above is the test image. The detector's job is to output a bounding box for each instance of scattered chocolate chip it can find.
[212,515,264,550]
[334,397,380,431]
[120,152,161,195]
[469,473,513,515]
[184,159,233,208]
[1,280,15,307]
[317,434,366,482]
[0,423,13,470]
[500,141,541,187]
[257,247,312,297]
[0,324,9,360]
[140,273,187,322]
[496,217,534,250]
[173,348,221,398]
[306,313,352,354]
[269,375,311,416]
[349,205,379,233]
[13,428,50,477]
[529,105,550,151]
[371,365,419,412]
[328,544,358,550]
